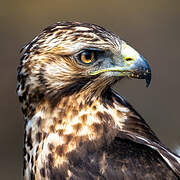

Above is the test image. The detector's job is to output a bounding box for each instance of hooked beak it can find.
[90,41,151,87]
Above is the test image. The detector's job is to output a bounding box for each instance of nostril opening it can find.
[125,57,133,61]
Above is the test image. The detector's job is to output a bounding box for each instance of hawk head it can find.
[18,21,151,111]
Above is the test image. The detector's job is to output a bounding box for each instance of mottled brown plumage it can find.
[17,21,180,179]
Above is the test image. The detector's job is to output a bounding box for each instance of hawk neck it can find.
[23,88,180,179]
[23,88,130,179]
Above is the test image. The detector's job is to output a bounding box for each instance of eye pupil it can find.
[84,51,91,60]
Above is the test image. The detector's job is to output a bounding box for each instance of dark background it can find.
[1,0,180,179]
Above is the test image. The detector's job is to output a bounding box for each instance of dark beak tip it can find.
[145,74,151,87]
[143,60,151,88]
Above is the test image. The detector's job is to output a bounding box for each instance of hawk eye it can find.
[79,50,95,64]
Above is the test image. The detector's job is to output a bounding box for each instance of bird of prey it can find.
[17,21,180,180]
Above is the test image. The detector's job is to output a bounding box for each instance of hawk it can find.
[17,21,180,179]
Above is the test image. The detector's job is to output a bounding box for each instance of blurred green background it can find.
[1,0,180,179]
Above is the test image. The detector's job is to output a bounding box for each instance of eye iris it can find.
[81,51,94,63]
